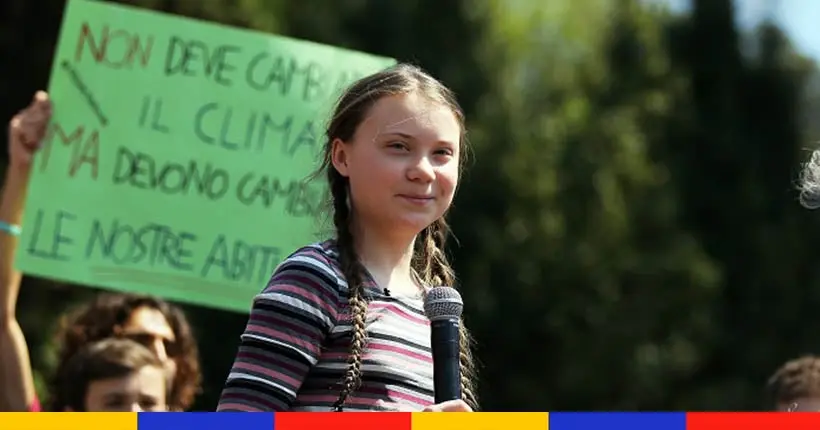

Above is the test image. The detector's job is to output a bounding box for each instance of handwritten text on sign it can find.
[17,0,396,313]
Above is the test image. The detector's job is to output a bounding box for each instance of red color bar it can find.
[687,412,820,430]
[275,412,411,430]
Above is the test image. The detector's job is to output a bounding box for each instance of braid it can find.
[422,221,455,285]
[457,324,479,410]
[418,219,480,410]
[329,175,369,412]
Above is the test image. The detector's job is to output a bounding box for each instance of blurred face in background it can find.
[120,306,178,378]
[82,365,168,412]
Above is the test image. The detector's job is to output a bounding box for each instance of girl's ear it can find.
[331,138,350,177]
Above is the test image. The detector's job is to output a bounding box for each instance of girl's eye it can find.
[388,141,409,150]
[435,148,454,156]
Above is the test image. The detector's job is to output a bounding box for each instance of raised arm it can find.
[0,91,50,411]
[217,248,341,411]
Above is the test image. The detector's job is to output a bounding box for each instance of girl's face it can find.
[332,92,461,238]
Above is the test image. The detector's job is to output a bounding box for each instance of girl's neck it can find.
[351,220,419,295]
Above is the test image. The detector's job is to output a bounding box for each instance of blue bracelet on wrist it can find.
[0,221,22,237]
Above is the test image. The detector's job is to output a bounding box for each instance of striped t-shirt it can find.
[217,241,435,412]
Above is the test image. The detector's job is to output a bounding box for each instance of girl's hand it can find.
[422,399,473,412]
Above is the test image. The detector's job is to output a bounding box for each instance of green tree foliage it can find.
[451,0,720,410]
[661,0,820,409]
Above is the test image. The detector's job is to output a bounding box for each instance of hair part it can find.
[317,63,478,411]
[766,355,820,409]
[49,338,166,412]
[49,293,200,410]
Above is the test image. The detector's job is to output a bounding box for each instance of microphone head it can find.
[424,287,464,321]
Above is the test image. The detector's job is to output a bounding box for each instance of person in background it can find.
[50,337,169,412]
[0,92,201,411]
[766,355,820,411]
[217,63,477,413]
[49,294,200,411]
[799,150,820,210]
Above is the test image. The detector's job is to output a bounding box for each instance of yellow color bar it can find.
[0,412,137,430]
[412,412,549,430]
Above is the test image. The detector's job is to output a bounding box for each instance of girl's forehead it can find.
[359,93,460,143]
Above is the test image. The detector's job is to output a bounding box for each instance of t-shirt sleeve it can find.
[216,247,342,411]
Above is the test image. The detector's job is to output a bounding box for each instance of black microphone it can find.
[423,286,463,404]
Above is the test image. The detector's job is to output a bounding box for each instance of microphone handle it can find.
[430,318,462,404]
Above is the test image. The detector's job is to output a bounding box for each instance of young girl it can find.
[217,64,478,412]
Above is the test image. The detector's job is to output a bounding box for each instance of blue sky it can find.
[658,0,820,61]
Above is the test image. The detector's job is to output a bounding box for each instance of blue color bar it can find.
[549,412,687,430]
[138,412,274,430]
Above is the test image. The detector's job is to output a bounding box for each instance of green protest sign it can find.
[15,0,396,312]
